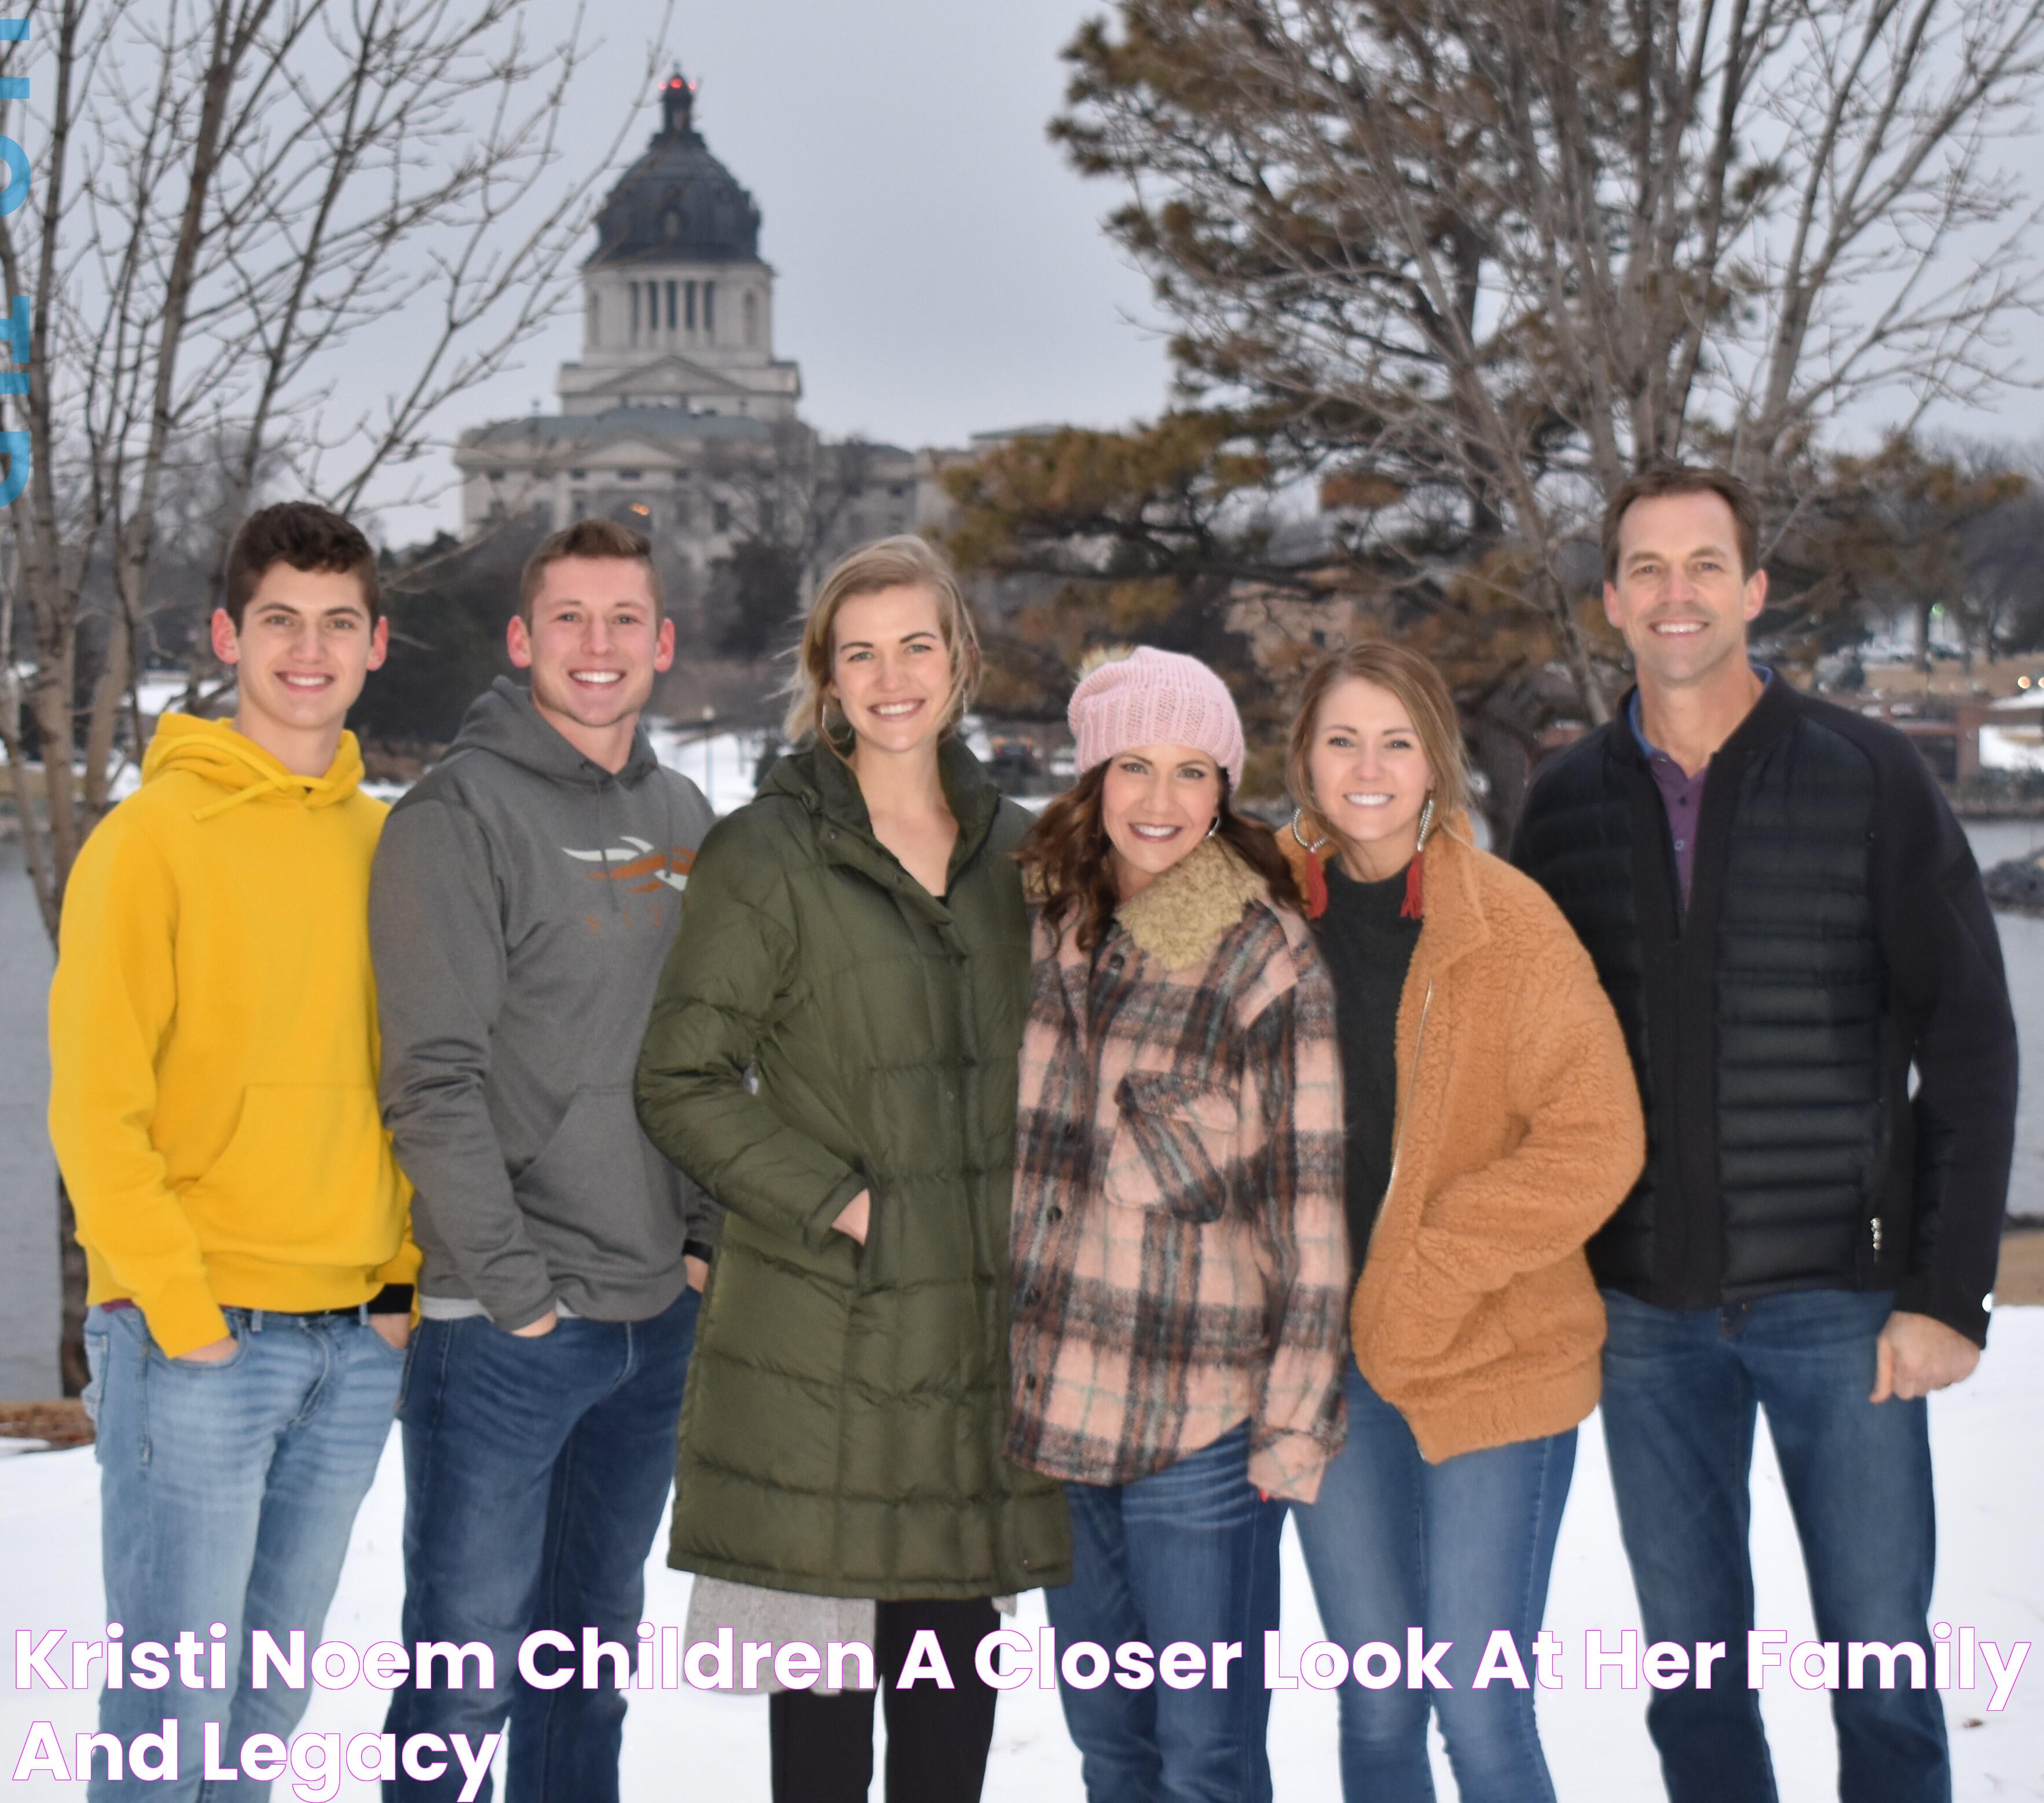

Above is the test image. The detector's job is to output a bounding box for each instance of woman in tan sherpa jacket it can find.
[1281,641,1644,1803]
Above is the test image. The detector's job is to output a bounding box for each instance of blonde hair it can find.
[1285,641,1473,844]
[783,535,983,747]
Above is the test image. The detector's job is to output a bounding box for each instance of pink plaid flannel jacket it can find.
[1005,840,1349,1502]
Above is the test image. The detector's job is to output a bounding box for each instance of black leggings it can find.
[767,1597,1000,1803]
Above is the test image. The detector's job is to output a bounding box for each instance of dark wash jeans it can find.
[382,1286,698,1803]
[1292,1357,1574,1803]
[1599,1288,1947,1803]
[1043,1420,1284,1803]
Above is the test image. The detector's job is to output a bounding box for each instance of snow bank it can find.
[644,725,771,815]
[6,1312,2041,1798]
[1980,724,2044,774]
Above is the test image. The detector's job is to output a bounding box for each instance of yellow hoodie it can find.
[48,714,416,1356]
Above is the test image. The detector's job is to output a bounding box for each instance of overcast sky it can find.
[372,0,1176,540]
[369,0,2041,544]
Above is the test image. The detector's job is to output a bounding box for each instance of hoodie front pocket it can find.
[185,1084,398,1261]
[1104,1071,1239,1225]
[514,1085,658,1237]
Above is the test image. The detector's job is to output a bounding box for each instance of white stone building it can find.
[455,70,939,572]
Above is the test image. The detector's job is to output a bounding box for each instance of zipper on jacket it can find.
[1372,979,1435,1257]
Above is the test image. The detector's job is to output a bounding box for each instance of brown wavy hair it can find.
[1018,762,1301,954]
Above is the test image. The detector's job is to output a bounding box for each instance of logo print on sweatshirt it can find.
[562,836,695,894]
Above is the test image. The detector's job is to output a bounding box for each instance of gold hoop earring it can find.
[1290,807,1328,854]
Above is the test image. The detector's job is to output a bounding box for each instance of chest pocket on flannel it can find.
[1105,1070,1240,1224]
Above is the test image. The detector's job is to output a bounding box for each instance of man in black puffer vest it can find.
[1514,465,2017,1803]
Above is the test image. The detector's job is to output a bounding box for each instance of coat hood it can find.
[142,712,365,818]
[444,675,661,789]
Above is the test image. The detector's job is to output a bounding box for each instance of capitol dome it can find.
[587,72,762,267]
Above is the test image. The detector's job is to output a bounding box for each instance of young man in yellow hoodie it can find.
[49,502,417,1802]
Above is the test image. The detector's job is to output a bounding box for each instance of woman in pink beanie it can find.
[1006,646,1350,1802]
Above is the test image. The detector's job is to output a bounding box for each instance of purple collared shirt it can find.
[1628,671,1771,904]
[1643,744,1706,901]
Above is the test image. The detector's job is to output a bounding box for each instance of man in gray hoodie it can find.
[371,518,717,1802]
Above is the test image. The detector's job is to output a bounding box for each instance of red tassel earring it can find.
[1401,795,1435,920]
[1290,808,1329,919]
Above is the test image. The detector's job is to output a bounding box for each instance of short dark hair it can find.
[223,502,380,627]
[1602,463,1760,584]
[518,518,663,623]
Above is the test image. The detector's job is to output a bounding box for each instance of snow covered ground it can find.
[1981,723,2044,774]
[5,1311,2041,1800]
[639,717,1053,820]
[644,723,773,816]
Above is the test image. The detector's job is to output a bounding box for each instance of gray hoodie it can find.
[371,676,719,1328]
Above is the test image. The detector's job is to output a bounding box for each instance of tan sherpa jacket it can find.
[1284,824,1646,1462]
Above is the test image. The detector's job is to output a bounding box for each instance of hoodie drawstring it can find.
[192,767,338,821]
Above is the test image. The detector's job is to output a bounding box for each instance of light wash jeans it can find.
[1292,1357,1574,1803]
[1043,1420,1285,1803]
[82,1300,404,1802]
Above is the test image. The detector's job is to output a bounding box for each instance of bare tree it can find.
[0,0,674,1392]
[1055,0,2044,722]
[0,0,676,941]
[712,424,886,586]
[701,422,887,659]
[1800,434,2035,668]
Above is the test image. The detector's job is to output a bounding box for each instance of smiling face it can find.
[211,564,387,763]
[828,583,954,756]
[507,555,674,758]
[1099,741,1224,898]
[1605,489,1767,691]
[1306,676,1433,881]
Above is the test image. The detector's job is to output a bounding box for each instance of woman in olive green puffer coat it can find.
[634,537,1069,1802]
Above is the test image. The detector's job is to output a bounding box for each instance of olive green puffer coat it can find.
[635,740,1071,1599]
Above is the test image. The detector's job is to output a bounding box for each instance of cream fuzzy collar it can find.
[1116,837,1269,970]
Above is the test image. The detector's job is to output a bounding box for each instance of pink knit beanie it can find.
[1068,646,1247,792]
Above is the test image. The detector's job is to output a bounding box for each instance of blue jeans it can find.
[1043,1421,1284,1803]
[1599,1288,1947,1803]
[81,1301,404,1803]
[1292,1358,1574,1803]
[382,1286,697,1803]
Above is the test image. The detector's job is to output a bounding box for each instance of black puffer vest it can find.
[1514,678,1921,1311]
